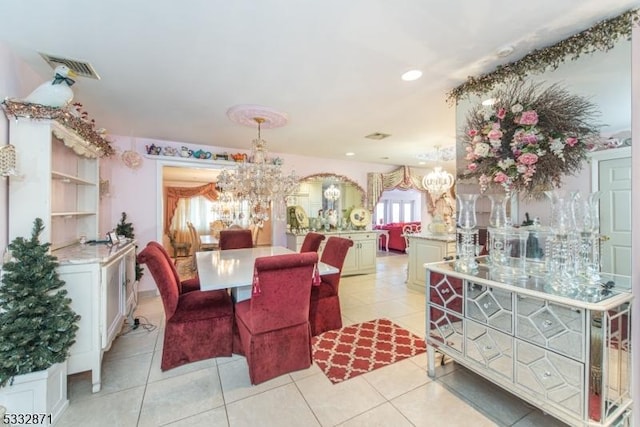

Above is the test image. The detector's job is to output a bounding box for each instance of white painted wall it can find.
[0,42,45,256]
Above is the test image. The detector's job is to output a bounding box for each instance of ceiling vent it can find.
[364,132,391,140]
[39,52,101,80]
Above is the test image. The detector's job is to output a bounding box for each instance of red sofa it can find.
[375,222,421,252]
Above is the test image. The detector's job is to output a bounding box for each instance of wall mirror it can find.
[287,173,366,228]
[455,36,632,277]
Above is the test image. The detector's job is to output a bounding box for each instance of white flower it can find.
[517,164,528,173]
[473,142,491,157]
[511,103,523,114]
[498,158,515,170]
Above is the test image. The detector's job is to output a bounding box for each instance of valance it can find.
[367,166,427,211]
[164,183,219,234]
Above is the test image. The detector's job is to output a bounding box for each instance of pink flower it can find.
[487,128,503,141]
[566,136,578,147]
[496,108,506,120]
[519,110,539,125]
[494,172,509,183]
[518,152,539,165]
[468,129,478,137]
[467,163,477,171]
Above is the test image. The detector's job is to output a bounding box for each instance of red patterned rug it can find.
[312,318,427,384]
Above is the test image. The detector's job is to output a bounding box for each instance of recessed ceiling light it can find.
[496,45,515,57]
[345,152,355,156]
[364,132,391,140]
[418,161,426,165]
[401,69,423,81]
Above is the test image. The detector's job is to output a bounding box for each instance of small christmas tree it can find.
[115,212,143,281]
[0,218,80,387]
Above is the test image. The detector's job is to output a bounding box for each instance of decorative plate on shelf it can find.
[294,206,309,228]
[350,207,370,228]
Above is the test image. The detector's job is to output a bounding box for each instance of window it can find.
[373,189,421,225]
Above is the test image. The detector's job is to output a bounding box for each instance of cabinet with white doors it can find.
[426,259,632,426]
[53,241,137,393]
[285,230,377,275]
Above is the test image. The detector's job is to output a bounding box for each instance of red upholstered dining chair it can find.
[147,241,200,293]
[235,252,318,385]
[299,232,326,253]
[137,245,233,371]
[219,229,254,250]
[309,236,354,336]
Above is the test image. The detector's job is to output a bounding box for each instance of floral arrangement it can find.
[460,80,600,196]
[447,9,638,103]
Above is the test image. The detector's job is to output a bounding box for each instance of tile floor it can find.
[58,252,568,427]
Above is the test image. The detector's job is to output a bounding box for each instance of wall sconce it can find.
[0,144,18,177]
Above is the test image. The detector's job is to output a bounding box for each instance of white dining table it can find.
[195,246,339,301]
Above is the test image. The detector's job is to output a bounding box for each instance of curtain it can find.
[367,166,428,211]
[367,165,455,217]
[165,183,219,234]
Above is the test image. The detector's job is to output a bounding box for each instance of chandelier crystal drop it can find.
[216,117,299,223]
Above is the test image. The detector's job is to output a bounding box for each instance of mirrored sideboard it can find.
[426,260,632,426]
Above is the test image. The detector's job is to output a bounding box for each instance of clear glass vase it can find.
[455,193,479,273]
[545,190,579,293]
[487,192,512,268]
[572,191,602,286]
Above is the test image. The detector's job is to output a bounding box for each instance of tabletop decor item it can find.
[455,193,480,273]
[459,80,600,197]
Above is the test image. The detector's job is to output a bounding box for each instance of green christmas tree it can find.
[0,218,80,387]
[115,212,144,281]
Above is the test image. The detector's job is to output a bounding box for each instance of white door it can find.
[594,149,632,276]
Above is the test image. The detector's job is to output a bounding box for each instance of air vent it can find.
[364,132,391,140]
[39,52,101,80]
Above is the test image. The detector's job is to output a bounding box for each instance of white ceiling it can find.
[1,1,638,168]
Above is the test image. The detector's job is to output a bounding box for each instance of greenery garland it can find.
[447,9,639,103]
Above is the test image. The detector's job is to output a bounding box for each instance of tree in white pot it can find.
[0,218,80,422]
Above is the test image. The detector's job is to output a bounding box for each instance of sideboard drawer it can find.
[515,340,584,419]
[428,306,463,355]
[516,295,585,362]
[429,272,463,314]
[466,282,513,334]
[465,319,513,381]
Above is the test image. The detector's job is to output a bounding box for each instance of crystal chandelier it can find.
[421,146,454,199]
[323,184,341,210]
[216,117,299,223]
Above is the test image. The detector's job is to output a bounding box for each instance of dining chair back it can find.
[310,236,354,336]
[187,222,201,254]
[234,252,318,384]
[138,245,233,371]
[147,241,200,293]
[219,228,254,250]
[299,232,326,253]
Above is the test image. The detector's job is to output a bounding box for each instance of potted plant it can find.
[0,218,80,425]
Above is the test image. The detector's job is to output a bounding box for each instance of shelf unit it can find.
[8,118,99,249]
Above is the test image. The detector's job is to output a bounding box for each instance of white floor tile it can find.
[226,383,320,427]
